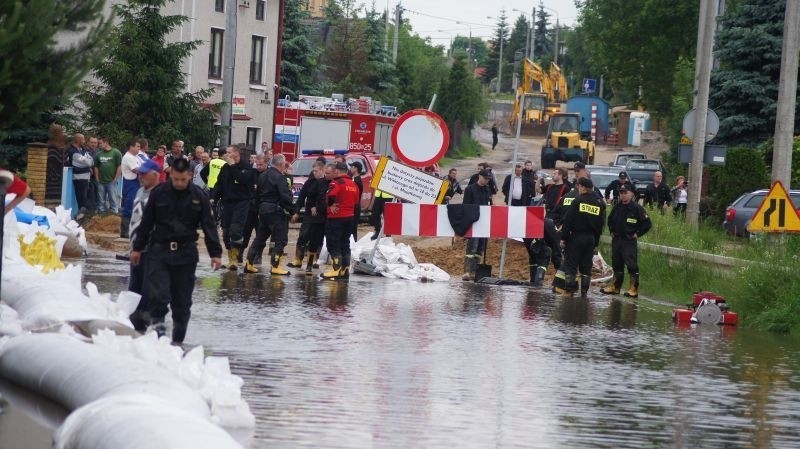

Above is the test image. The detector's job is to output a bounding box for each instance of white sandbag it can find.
[92,330,256,428]
[0,303,23,336]
[54,395,243,449]
[0,376,69,431]
[380,263,451,282]
[0,333,210,418]
[351,234,451,281]
[1,263,135,331]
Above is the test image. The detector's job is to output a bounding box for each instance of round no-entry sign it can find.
[390,109,450,167]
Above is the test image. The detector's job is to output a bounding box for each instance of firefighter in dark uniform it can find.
[559,177,605,297]
[130,157,222,344]
[461,169,493,281]
[212,145,257,270]
[600,183,652,298]
[244,154,294,275]
[349,161,364,240]
[288,160,328,274]
[322,162,360,280]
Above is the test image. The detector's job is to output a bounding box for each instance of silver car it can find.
[723,189,800,237]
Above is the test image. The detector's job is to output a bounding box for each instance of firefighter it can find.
[461,169,493,281]
[559,177,605,297]
[129,158,222,345]
[288,160,328,274]
[211,145,257,270]
[244,154,294,275]
[321,162,360,280]
[600,183,652,298]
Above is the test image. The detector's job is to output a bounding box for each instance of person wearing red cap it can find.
[0,168,31,215]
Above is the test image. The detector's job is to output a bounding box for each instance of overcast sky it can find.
[392,0,580,45]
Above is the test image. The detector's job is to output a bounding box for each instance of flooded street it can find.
[6,250,800,448]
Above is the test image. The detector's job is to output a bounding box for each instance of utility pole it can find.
[530,7,535,60]
[220,0,238,147]
[687,0,718,229]
[392,3,401,63]
[772,0,800,187]
[553,19,559,64]
[497,32,503,94]
[384,1,389,61]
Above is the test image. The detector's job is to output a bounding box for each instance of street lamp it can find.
[511,7,535,60]
[539,5,560,64]
[487,15,503,94]
[437,30,453,57]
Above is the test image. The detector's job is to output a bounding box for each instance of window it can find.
[215,0,224,12]
[246,128,260,154]
[209,28,224,79]
[256,0,265,20]
[250,36,265,84]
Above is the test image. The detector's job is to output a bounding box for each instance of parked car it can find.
[609,152,645,167]
[584,164,622,193]
[624,159,667,199]
[723,189,800,237]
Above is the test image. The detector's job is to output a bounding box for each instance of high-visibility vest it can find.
[375,189,393,199]
[207,158,226,188]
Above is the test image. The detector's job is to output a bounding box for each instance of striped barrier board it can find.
[383,203,545,238]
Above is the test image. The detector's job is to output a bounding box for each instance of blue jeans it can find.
[97,182,120,213]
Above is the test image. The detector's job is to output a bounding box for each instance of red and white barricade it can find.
[383,203,545,238]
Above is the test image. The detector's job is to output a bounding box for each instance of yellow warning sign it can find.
[747,181,800,233]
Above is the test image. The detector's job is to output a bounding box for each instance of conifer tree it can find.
[280,0,323,99]
[80,0,218,147]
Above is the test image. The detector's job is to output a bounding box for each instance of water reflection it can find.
[10,252,798,449]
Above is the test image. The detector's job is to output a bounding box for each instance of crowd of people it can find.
[453,159,696,299]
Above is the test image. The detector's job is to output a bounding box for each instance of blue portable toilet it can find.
[627,112,651,146]
[566,95,610,142]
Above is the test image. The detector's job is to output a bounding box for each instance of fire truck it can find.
[272,94,399,162]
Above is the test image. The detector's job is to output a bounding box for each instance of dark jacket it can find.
[442,175,463,204]
[550,187,579,227]
[212,161,257,203]
[463,182,493,206]
[502,175,535,205]
[468,171,498,195]
[543,181,571,213]
[644,182,672,208]
[447,204,480,236]
[132,181,222,258]
[256,166,294,214]
[561,191,605,246]
[298,176,328,223]
[607,200,652,240]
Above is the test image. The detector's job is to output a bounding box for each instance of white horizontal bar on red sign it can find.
[383,203,544,238]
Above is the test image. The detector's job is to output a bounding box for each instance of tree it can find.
[0,0,109,139]
[280,0,323,99]
[709,0,795,145]
[483,13,510,91]
[436,56,486,152]
[81,0,218,147]
[451,36,488,67]
[364,5,399,103]
[533,4,553,62]
[394,23,449,111]
[322,0,369,95]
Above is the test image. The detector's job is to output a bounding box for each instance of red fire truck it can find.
[272,95,398,162]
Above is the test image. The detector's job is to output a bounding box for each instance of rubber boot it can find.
[321,257,342,280]
[305,252,316,275]
[312,252,319,269]
[600,271,624,295]
[462,256,477,281]
[339,254,351,279]
[152,322,167,339]
[172,321,188,345]
[120,216,131,238]
[243,259,259,273]
[287,246,305,268]
[564,275,578,294]
[579,275,591,298]
[227,248,240,271]
[623,274,639,298]
[529,265,537,284]
[552,270,566,294]
[533,266,546,286]
[270,254,290,276]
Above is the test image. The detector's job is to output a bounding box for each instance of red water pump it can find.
[672,291,738,325]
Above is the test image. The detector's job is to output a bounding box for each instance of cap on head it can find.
[349,161,363,171]
[619,183,632,193]
[478,169,492,178]
[577,177,594,189]
[138,159,162,175]
[574,161,586,170]
[619,171,628,178]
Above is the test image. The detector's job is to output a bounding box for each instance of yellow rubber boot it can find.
[227,248,240,271]
[244,260,259,273]
[600,272,624,295]
[321,257,342,280]
[623,274,639,298]
[287,247,304,268]
[270,254,290,276]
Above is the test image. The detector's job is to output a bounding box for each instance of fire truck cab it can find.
[273,95,398,163]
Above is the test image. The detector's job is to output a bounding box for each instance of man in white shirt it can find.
[120,138,143,237]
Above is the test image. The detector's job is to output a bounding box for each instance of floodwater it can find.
[3,251,800,448]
